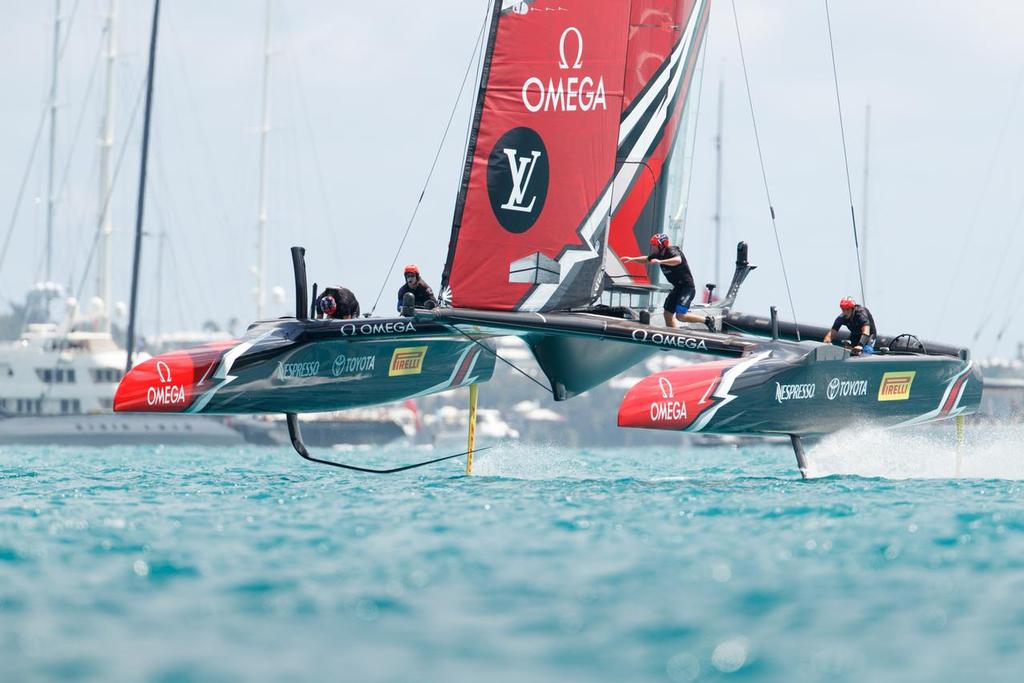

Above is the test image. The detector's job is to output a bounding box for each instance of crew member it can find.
[316,286,360,320]
[622,233,714,331]
[397,264,437,311]
[824,296,876,355]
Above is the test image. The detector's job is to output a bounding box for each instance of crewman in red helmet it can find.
[397,264,437,311]
[824,296,877,355]
[315,286,360,320]
[622,233,714,331]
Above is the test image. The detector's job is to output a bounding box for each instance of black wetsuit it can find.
[397,281,437,310]
[649,246,696,313]
[832,305,877,346]
[317,287,360,319]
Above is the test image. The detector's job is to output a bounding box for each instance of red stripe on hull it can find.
[940,375,969,417]
[451,346,481,387]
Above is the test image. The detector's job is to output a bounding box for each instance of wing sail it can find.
[442,0,633,312]
[604,0,712,290]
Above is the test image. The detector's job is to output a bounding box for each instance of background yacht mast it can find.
[860,104,871,298]
[155,229,165,345]
[96,0,117,332]
[254,0,272,320]
[124,0,161,372]
[45,0,62,285]
[712,77,724,289]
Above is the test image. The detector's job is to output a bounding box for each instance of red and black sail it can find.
[442,0,632,311]
[442,0,711,311]
[604,0,712,288]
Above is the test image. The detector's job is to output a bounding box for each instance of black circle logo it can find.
[486,127,549,233]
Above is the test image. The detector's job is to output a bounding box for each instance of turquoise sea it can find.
[3,427,1024,682]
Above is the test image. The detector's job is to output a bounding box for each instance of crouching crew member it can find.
[316,286,360,320]
[397,264,437,311]
[622,233,714,331]
[824,296,877,355]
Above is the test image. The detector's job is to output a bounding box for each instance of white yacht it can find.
[0,313,241,446]
[0,323,125,417]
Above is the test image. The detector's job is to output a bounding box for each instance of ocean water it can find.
[3,425,1024,683]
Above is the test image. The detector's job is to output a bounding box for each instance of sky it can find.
[1,1,1022,355]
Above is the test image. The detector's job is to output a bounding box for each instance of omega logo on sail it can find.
[521,26,607,113]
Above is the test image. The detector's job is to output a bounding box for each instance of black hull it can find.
[620,348,982,436]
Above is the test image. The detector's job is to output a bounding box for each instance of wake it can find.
[470,441,596,479]
[804,420,1024,480]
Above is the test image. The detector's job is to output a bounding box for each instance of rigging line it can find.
[0,0,86,286]
[150,127,199,303]
[70,74,148,310]
[367,6,490,316]
[276,6,345,268]
[55,30,105,215]
[0,110,49,284]
[988,198,1024,349]
[64,152,100,290]
[823,0,866,306]
[938,67,1024,318]
[57,0,81,64]
[164,237,189,330]
[993,288,1023,351]
[43,156,141,390]
[441,322,552,393]
[144,177,184,340]
[288,53,345,264]
[457,5,490,192]
[458,20,485,189]
[166,11,234,235]
[677,34,709,247]
[971,190,1024,342]
[729,0,800,339]
[158,13,227,264]
[151,140,214,327]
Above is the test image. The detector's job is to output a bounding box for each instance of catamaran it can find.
[113,0,981,476]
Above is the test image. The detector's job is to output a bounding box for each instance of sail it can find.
[441,0,633,312]
[603,0,712,289]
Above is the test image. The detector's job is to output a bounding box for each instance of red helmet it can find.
[650,233,670,249]
[404,264,419,276]
[318,295,337,316]
[839,296,857,310]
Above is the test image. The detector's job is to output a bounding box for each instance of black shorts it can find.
[664,283,696,314]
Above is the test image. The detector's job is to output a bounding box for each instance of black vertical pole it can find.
[290,246,308,320]
[125,0,161,373]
